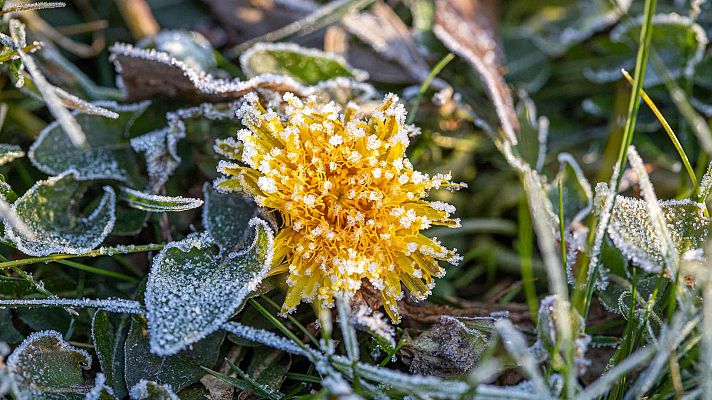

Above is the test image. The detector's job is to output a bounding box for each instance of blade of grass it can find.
[55,260,139,283]
[407,52,455,124]
[621,69,698,192]
[577,0,657,319]
[518,196,538,319]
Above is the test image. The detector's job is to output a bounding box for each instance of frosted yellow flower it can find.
[215,92,463,322]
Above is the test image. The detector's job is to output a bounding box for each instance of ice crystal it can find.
[5,170,116,256]
[599,182,710,273]
[0,144,24,166]
[129,380,178,400]
[0,297,143,314]
[120,187,203,212]
[216,93,463,322]
[145,218,274,355]
[84,373,114,400]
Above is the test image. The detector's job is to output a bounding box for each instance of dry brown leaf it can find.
[110,43,306,102]
[433,0,519,144]
[343,1,430,82]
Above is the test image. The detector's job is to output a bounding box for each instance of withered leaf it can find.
[109,43,306,102]
[433,0,519,144]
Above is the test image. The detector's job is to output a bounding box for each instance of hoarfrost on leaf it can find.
[124,315,224,392]
[29,101,150,184]
[5,170,116,256]
[548,153,593,226]
[599,185,710,273]
[119,187,203,212]
[0,144,24,166]
[7,330,94,399]
[129,380,179,400]
[145,218,274,356]
[131,102,240,193]
[240,42,367,85]
[203,183,263,252]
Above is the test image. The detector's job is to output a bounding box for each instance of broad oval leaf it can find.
[129,380,179,400]
[124,315,224,392]
[7,330,94,399]
[5,170,116,256]
[28,101,150,184]
[145,218,274,355]
[120,187,203,212]
[0,143,24,166]
[526,0,632,57]
[202,183,262,252]
[604,192,711,272]
[240,42,366,85]
[585,13,708,87]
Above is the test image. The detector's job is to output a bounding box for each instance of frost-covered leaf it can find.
[110,43,306,102]
[240,42,366,85]
[585,13,708,87]
[84,373,114,400]
[0,144,24,166]
[203,183,262,252]
[29,101,149,184]
[129,380,179,400]
[526,0,632,57]
[138,30,217,73]
[401,315,489,377]
[433,0,519,144]
[145,218,274,355]
[124,315,224,392]
[5,170,116,256]
[7,330,94,399]
[548,153,593,226]
[119,187,203,212]
[132,103,240,193]
[601,187,711,272]
[0,175,17,202]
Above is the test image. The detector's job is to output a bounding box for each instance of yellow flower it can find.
[215,92,463,322]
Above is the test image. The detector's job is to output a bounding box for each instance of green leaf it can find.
[6,330,94,399]
[92,311,129,399]
[123,315,224,392]
[601,190,711,272]
[145,218,274,355]
[585,13,708,87]
[246,347,291,390]
[526,0,632,56]
[5,170,116,256]
[0,175,17,203]
[239,43,365,85]
[0,309,23,343]
[202,183,263,252]
[119,187,203,212]
[128,380,179,400]
[0,143,24,166]
[28,101,150,184]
